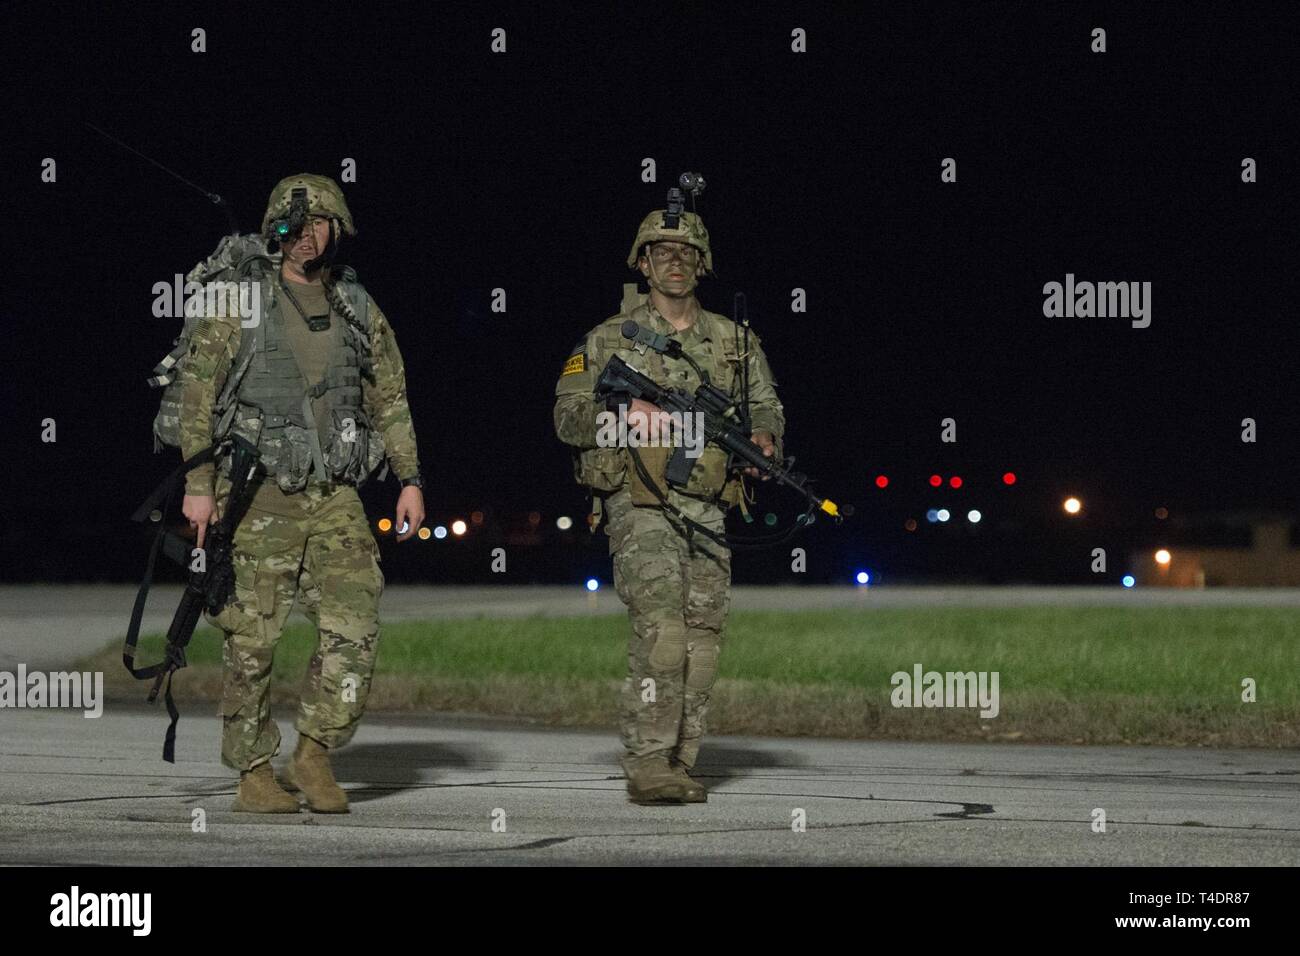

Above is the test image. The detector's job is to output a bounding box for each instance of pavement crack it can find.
[499,836,573,851]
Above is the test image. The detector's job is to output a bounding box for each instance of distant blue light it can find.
[585,578,600,592]
[926,509,939,523]
[1122,575,1136,588]
[855,571,870,585]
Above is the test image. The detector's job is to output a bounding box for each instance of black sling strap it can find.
[122,444,224,763]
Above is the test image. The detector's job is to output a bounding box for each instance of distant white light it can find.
[1122,575,1136,588]
[433,525,448,539]
[937,509,950,522]
[967,510,982,523]
[1155,549,1171,566]
[855,571,870,585]
[451,520,467,536]
[1063,497,1082,515]
[556,516,573,531]
[585,578,599,592]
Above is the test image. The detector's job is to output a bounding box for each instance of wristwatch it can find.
[400,474,425,491]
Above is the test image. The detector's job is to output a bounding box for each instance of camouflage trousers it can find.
[605,487,731,772]
[207,476,384,771]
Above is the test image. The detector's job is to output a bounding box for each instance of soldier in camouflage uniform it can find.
[177,174,424,814]
[554,208,785,804]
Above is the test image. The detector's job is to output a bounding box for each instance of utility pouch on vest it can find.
[574,445,626,493]
[324,407,370,484]
[252,413,314,493]
[628,445,673,506]
[682,446,730,498]
[321,408,387,487]
[281,424,316,493]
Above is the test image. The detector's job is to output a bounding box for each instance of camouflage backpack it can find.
[147,233,277,452]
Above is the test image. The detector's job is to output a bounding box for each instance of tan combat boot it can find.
[233,762,300,813]
[283,735,349,813]
[624,754,689,805]
[669,761,707,803]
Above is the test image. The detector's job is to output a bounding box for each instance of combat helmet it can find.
[261,173,356,238]
[626,210,713,275]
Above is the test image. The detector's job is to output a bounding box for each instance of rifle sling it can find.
[122,443,222,763]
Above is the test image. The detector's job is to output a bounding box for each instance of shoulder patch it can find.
[561,351,586,376]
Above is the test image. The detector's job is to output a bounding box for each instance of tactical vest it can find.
[213,274,387,492]
[576,287,745,506]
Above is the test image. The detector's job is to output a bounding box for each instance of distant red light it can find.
[1002,472,1017,486]
[949,476,962,489]
[875,475,889,488]
[929,474,942,487]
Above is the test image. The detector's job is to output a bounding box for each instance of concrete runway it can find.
[2,584,1298,866]
[1,707,1298,866]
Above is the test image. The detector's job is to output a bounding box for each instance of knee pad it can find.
[647,625,688,672]
[684,638,719,692]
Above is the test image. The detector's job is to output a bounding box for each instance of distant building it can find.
[1133,517,1300,587]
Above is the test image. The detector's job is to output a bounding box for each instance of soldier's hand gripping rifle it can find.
[595,333,853,539]
[123,435,262,762]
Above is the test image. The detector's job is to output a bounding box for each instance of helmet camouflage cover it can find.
[261,173,356,238]
[627,210,712,274]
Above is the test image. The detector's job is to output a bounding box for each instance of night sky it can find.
[6,4,1296,585]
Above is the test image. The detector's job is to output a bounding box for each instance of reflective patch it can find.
[561,353,586,376]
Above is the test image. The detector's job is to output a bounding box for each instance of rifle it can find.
[595,349,852,529]
[124,435,261,762]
